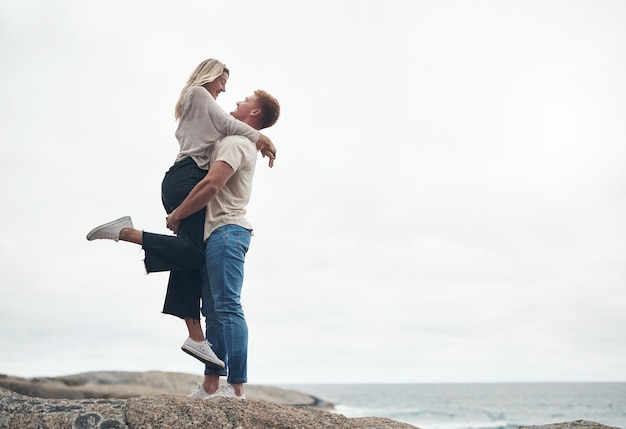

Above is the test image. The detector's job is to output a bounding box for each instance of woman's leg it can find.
[87,157,211,359]
[143,158,207,273]
[157,159,208,326]
[119,228,142,244]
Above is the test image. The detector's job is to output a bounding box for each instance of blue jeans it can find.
[201,225,251,384]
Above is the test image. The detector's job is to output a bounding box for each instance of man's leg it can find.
[200,374,221,395]
[204,225,251,397]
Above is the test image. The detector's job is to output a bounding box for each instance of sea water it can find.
[284,383,626,429]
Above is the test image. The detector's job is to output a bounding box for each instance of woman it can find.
[86,59,276,369]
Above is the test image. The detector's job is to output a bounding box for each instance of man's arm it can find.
[166,161,234,234]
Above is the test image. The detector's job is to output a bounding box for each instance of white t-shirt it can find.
[174,86,259,170]
[204,135,258,240]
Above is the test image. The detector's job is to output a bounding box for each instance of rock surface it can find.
[518,422,621,429]
[0,387,418,429]
[1,389,620,429]
[0,372,621,429]
[0,371,322,406]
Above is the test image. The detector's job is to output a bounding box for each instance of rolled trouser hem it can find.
[226,378,247,384]
[204,368,228,377]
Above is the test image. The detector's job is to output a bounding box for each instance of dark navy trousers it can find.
[142,157,207,320]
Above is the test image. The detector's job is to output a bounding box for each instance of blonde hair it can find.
[254,89,281,129]
[174,59,229,120]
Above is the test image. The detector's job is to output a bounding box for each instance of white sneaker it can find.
[181,337,225,369]
[86,216,134,241]
[209,385,246,400]
[188,382,211,399]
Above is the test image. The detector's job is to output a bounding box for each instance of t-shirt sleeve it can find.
[213,137,254,172]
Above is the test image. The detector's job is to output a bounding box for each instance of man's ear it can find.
[250,108,261,117]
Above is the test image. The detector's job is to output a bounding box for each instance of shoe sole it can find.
[208,394,246,400]
[181,345,225,369]
[86,216,132,241]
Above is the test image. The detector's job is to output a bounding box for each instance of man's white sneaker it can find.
[188,382,211,399]
[86,216,134,242]
[209,385,246,400]
[181,337,225,369]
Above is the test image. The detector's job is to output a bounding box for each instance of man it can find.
[166,90,280,399]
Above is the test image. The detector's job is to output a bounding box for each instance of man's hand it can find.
[256,133,277,168]
[165,161,235,235]
[166,210,181,235]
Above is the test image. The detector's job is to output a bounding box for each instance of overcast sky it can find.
[1,0,625,385]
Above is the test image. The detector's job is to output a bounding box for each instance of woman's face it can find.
[203,71,229,99]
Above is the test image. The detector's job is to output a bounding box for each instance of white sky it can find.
[1,0,625,385]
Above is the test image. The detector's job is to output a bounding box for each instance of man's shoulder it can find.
[219,135,255,146]
[213,135,256,171]
[214,135,256,159]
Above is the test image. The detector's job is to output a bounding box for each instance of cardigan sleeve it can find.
[195,87,260,142]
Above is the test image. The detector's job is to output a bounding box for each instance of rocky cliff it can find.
[0,371,322,406]
[0,372,620,429]
[0,387,417,429]
[2,388,618,429]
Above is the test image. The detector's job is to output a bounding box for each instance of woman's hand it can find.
[256,134,277,168]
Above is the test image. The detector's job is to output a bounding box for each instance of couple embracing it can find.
[87,58,281,400]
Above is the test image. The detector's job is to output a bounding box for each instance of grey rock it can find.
[0,388,127,429]
[0,373,620,429]
[516,421,621,429]
[0,371,323,406]
[0,387,418,429]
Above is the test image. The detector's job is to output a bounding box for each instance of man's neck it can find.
[242,119,261,130]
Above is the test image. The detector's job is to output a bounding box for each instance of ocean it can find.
[284,383,626,429]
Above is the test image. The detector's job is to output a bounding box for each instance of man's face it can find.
[230,94,259,121]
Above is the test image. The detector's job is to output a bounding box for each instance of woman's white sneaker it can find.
[86,216,133,241]
[181,337,225,369]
